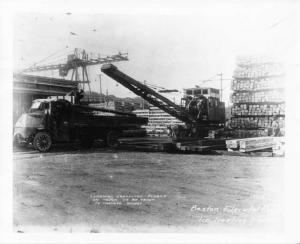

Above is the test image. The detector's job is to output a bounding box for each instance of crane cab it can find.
[182,87,225,124]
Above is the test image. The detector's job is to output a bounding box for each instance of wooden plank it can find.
[177,139,225,147]
[239,137,276,152]
[226,136,277,152]
[240,145,273,153]
[178,144,226,152]
[226,139,242,150]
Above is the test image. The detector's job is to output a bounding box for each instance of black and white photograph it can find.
[0,0,300,243]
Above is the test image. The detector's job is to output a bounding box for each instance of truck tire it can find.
[79,137,93,149]
[105,130,119,148]
[33,132,52,152]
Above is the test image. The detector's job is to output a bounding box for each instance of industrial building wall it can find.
[13,74,79,124]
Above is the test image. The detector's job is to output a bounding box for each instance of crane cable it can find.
[26,46,70,70]
[38,51,73,66]
[144,81,165,90]
[40,49,73,64]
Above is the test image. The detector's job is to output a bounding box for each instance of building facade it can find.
[13,73,78,123]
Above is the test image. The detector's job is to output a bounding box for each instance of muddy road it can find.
[13,146,284,232]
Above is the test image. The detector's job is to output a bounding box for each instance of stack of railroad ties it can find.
[226,56,285,156]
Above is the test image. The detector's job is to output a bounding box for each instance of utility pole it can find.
[143,80,146,109]
[99,74,102,103]
[106,89,108,105]
[217,73,223,102]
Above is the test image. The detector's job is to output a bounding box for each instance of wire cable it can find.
[26,46,70,69]
[38,49,73,65]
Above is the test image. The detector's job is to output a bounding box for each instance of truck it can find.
[13,98,148,152]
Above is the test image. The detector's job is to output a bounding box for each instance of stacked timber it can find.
[216,129,269,138]
[230,56,285,135]
[138,106,184,137]
[231,104,285,116]
[226,137,277,152]
[176,139,226,153]
[231,77,283,90]
[230,116,285,129]
[233,59,283,77]
[231,90,284,103]
[239,137,275,152]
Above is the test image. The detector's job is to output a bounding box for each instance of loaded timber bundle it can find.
[231,90,284,103]
[231,77,283,91]
[233,57,284,78]
[231,103,285,116]
[230,57,285,135]
[230,129,269,138]
[230,116,285,129]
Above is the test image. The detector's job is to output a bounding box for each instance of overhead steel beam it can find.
[13,74,78,96]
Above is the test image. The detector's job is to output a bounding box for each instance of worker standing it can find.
[196,95,208,121]
[75,89,84,104]
[271,119,281,137]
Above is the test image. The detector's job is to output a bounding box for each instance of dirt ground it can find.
[13,143,284,233]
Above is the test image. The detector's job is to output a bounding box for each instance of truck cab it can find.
[14,99,70,151]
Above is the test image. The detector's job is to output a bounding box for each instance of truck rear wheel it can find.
[33,132,52,152]
[105,130,119,148]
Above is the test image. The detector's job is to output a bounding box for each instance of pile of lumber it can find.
[231,77,283,91]
[239,137,275,152]
[226,136,278,153]
[233,58,284,78]
[119,137,174,152]
[175,139,226,153]
[232,104,285,116]
[231,90,284,103]
[230,56,285,134]
[145,106,184,137]
[231,116,285,129]
[217,129,269,138]
[90,101,144,113]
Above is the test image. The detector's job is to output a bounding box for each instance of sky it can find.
[13,1,298,105]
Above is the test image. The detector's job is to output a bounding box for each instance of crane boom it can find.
[20,49,129,96]
[22,54,128,73]
[101,64,196,124]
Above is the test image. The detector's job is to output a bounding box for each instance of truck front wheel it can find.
[105,130,120,148]
[33,132,52,152]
